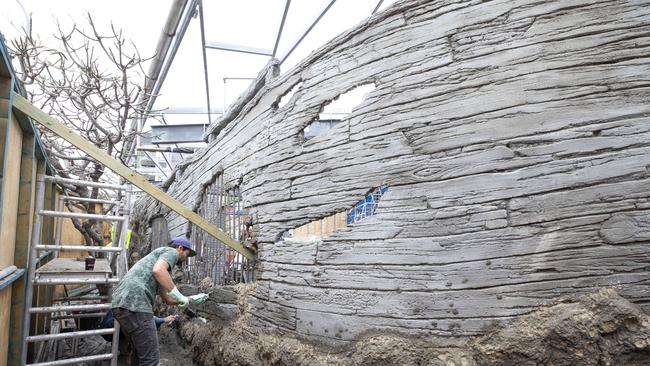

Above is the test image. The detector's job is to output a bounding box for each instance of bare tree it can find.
[8,14,151,246]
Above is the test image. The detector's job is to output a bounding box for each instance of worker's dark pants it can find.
[113,307,160,366]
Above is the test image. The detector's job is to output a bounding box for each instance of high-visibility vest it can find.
[107,224,132,250]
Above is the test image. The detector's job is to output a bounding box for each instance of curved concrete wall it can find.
[133,0,650,344]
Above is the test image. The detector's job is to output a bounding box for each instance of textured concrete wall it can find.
[133,0,650,344]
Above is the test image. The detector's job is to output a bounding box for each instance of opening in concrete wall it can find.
[303,83,376,141]
[346,185,388,224]
[285,185,388,240]
[277,81,302,109]
[188,175,255,285]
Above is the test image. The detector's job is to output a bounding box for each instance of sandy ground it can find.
[158,324,197,366]
[115,323,196,366]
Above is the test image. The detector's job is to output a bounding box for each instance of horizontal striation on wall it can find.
[132,0,650,344]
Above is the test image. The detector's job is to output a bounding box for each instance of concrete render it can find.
[132,0,650,349]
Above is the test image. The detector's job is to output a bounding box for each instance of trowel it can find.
[183,305,198,318]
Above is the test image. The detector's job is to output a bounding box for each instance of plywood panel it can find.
[0,118,6,181]
[8,132,35,366]
[0,115,23,268]
[293,211,348,239]
[0,78,10,98]
[0,119,21,365]
[0,287,13,366]
[0,99,18,364]
[0,78,10,182]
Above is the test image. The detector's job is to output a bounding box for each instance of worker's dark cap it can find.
[169,237,196,257]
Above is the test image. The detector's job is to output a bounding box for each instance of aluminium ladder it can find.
[21,175,131,366]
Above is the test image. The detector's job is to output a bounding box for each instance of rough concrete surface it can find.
[472,288,650,365]
[163,286,649,365]
[132,0,650,355]
[158,325,197,366]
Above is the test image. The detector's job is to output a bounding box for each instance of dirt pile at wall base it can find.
[158,325,197,366]
[472,288,650,365]
[170,287,649,365]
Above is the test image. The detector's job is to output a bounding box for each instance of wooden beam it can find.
[0,76,15,366]
[8,133,36,365]
[12,94,254,259]
[0,77,14,224]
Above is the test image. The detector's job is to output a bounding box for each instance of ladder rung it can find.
[61,195,121,205]
[44,175,126,191]
[26,328,115,342]
[29,303,112,314]
[36,244,122,252]
[33,277,119,285]
[36,250,52,264]
[51,312,106,320]
[39,210,125,221]
[26,353,115,366]
[53,295,108,302]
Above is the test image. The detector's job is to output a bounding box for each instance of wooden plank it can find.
[0,115,24,268]
[293,224,308,238]
[0,109,24,362]
[337,212,346,229]
[0,116,5,179]
[8,132,35,366]
[0,287,12,366]
[0,99,8,115]
[0,78,11,99]
[323,215,334,236]
[12,94,254,259]
[36,257,111,274]
[0,78,14,252]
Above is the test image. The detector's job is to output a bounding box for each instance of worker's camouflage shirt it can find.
[111,247,178,313]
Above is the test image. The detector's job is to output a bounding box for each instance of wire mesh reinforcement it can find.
[346,185,388,224]
[188,175,255,285]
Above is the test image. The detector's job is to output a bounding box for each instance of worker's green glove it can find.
[168,287,189,309]
[189,293,209,305]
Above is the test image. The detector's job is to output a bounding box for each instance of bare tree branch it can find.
[8,14,150,246]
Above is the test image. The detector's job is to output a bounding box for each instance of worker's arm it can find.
[152,257,210,307]
[152,260,175,292]
[153,259,188,306]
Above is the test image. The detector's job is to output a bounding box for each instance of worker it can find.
[107,224,133,249]
[111,237,209,366]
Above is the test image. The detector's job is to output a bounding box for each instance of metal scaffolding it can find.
[20,175,131,366]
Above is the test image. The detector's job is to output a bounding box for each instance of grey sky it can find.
[1,0,398,130]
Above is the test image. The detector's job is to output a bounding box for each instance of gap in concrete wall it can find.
[276,81,303,109]
[187,176,255,285]
[285,185,388,240]
[303,83,376,141]
[346,185,388,224]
